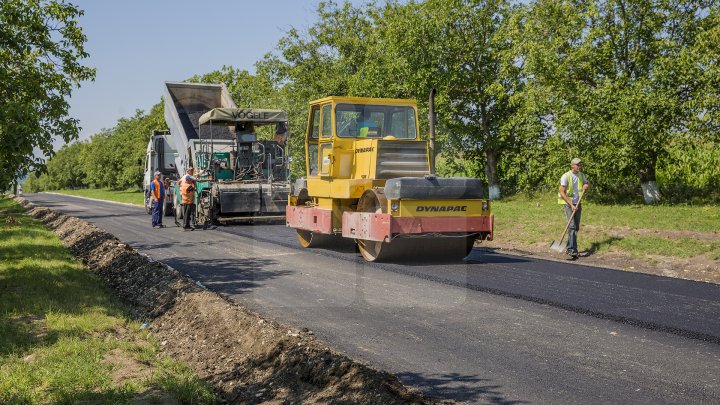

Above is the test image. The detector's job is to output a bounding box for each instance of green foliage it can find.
[373,0,526,198]
[41,142,87,189]
[30,0,720,203]
[27,103,166,192]
[0,0,95,190]
[514,0,719,202]
[657,138,720,203]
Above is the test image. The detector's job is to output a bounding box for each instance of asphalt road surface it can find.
[23,193,720,404]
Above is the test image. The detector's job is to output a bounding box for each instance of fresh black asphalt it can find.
[22,193,720,404]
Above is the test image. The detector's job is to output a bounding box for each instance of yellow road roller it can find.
[286,91,493,262]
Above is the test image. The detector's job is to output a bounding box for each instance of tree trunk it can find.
[639,161,661,204]
[485,149,500,200]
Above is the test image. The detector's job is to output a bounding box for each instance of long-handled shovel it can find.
[550,191,586,253]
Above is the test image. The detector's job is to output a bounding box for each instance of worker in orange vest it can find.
[150,171,166,228]
[178,167,197,231]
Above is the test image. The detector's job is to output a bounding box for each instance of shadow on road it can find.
[465,249,531,265]
[396,372,528,404]
[160,256,291,295]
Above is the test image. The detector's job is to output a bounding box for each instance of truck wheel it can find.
[144,194,152,215]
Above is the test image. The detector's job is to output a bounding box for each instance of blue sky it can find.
[67,0,369,143]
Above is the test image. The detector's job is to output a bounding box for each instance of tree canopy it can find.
[27,0,720,203]
[1,0,95,190]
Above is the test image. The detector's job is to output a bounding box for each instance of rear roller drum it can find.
[359,236,475,262]
[296,229,345,249]
[297,229,316,248]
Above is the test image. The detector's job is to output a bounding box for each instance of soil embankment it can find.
[16,198,433,404]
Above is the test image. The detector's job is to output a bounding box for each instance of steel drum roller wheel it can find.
[296,229,315,248]
[296,229,344,248]
[294,189,333,248]
[356,189,397,262]
[355,189,477,262]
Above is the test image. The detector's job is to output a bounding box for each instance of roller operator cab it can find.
[286,96,494,262]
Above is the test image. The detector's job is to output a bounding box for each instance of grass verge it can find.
[0,197,217,404]
[491,193,720,260]
[46,188,144,206]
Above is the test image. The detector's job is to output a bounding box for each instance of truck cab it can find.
[143,130,179,215]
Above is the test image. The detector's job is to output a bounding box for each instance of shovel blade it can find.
[550,240,565,253]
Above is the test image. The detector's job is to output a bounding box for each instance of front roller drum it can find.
[355,188,477,262]
[293,188,344,249]
[358,235,477,262]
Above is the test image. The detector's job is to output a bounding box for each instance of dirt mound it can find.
[16,198,432,404]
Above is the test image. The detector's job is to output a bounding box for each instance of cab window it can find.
[309,107,320,139]
[308,106,320,175]
[335,104,417,138]
[321,104,332,138]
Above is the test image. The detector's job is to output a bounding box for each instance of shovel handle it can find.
[557,191,586,244]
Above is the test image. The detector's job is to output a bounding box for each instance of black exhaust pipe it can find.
[428,88,437,176]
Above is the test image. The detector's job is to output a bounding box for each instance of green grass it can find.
[492,193,720,259]
[47,188,144,206]
[0,197,217,404]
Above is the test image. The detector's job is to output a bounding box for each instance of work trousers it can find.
[151,199,164,226]
[563,204,582,254]
[182,203,196,229]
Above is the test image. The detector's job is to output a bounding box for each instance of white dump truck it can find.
[143,130,178,215]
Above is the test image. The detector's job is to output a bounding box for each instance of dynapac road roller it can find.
[286,91,493,261]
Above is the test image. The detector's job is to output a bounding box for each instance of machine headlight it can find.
[391,201,399,211]
[482,201,488,211]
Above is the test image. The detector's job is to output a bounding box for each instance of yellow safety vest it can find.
[558,170,586,205]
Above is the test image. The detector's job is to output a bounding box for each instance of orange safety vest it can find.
[178,175,195,204]
[151,180,164,200]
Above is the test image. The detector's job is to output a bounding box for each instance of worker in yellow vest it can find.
[178,167,197,231]
[150,171,166,228]
[558,158,590,260]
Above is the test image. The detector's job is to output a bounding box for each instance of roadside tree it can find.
[517,0,718,203]
[0,0,94,190]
